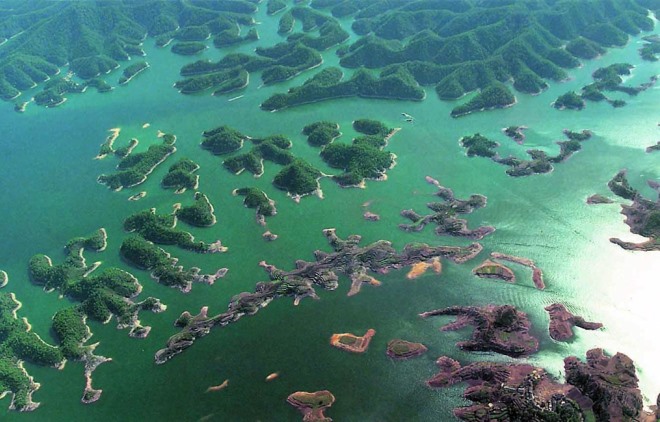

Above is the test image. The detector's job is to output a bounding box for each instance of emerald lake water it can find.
[0,6,658,421]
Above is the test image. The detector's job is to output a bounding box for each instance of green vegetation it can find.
[200,126,247,155]
[267,0,287,15]
[71,56,119,79]
[162,158,200,191]
[0,1,261,102]
[123,208,210,252]
[98,134,175,190]
[460,130,592,177]
[176,192,216,227]
[214,27,258,48]
[223,135,294,176]
[460,133,498,158]
[23,229,164,403]
[171,42,207,56]
[234,187,276,221]
[85,78,113,93]
[175,43,322,94]
[554,91,585,110]
[118,61,149,85]
[320,120,394,187]
[120,236,217,291]
[303,121,340,147]
[608,171,638,200]
[278,11,295,34]
[0,290,64,411]
[261,67,424,111]
[273,159,323,196]
[451,84,515,117]
[32,77,85,107]
[639,36,660,61]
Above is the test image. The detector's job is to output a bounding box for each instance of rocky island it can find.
[400,179,494,239]
[386,339,427,359]
[420,304,539,357]
[607,170,659,251]
[427,357,593,421]
[587,194,614,204]
[472,259,515,283]
[287,390,335,422]
[154,229,482,364]
[330,329,375,354]
[545,303,603,341]
[490,252,546,289]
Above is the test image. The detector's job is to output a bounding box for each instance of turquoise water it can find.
[0,6,658,421]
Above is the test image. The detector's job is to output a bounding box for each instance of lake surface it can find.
[0,5,658,421]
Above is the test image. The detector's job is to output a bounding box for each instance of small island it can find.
[118,61,149,85]
[330,329,375,353]
[451,83,516,118]
[287,390,335,422]
[459,129,592,177]
[400,179,494,239]
[233,187,276,225]
[176,192,216,227]
[502,125,527,144]
[154,230,483,364]
[490,252,545,289]
[162,158,200,193]
[420,304,539,357]
[273,159,323,199]
[171,42,207,56]
[386,339,427,359]
[472,259,515,282]
[554,91,585,110]
[587,194,614,204]
[646,141,660,153]
[200,125,248,155]
[98,133,176,191]
[303,121,340,147]
[318,119,398,188]
[545,303,603,341]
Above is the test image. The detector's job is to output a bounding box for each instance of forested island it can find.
[98,131,176,190]
[161,158,199,193]
[556,63,658,109]
[233,187,276,225]
[318,119,397,187]
[27,229,165,404]
[460,129,593,177]
[176,192,216,227]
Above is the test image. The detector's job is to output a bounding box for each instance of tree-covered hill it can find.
[0,0,259,99]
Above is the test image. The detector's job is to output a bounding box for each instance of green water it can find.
[0,6,658,422]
